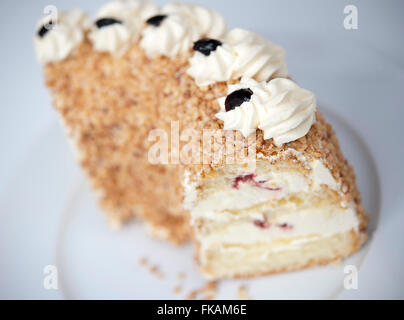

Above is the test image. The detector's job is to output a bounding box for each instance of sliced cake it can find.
[185,79,367,279]
[34,0,367,278]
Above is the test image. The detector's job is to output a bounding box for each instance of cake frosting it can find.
[162,2,227,39]
[215,78,262,137]
[186,41,235,86]
[89,0,158,55]
[34,8,90,64]
[216,77,317,146]
[187,29,288,86]
[258,78,316,145]
[140,13,200,58]
[226,29,287,82]
[97,0,158,20]
[89,19,132,55]
[140,3,227,59]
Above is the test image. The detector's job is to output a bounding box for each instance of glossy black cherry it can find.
[146,15,167,27]
[225,88,253,112]
[37,21,56,38]
[95,17,123,29]
[193,38,222,56]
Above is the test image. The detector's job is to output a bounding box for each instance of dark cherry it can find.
[146,15,167,27]
[95,17,123,29]
[225,88,253,112]
[193,38,222,56]
[37,25,49,38]
[37,21,56,38]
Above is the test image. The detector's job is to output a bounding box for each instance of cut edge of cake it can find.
[183,113,367,279]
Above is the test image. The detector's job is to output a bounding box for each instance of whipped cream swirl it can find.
[140,3,227,59]
[89,0,158,55]
[34,9,90,64]
[97,0,158,20]
[140,13,199,59]
[216,78,316,146]
[187,43,235,86]
[227,29,288,81]
[162,3,227,39]
[258,78,316,145]
[216,78,262,137]
[187,28,288,87]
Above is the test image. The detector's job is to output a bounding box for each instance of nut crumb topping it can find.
[45,39,367,245]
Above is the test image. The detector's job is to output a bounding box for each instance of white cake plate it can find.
[0,106,385,299]
[2,18,404,298]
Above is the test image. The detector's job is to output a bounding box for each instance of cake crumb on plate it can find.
[173,285,183,295]
[186,281,218,300]
[237,284,251,300]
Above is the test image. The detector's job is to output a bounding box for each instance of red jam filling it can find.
[277,223,293,230]
[233,174,282,191]
[253,219,271,229]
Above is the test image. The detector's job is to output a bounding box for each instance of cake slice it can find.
[186,79,367,278]
[35,0,367,278]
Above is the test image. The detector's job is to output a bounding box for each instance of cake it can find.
[34,0,367,279]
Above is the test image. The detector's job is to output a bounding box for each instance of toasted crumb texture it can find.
[44,38,367,245]
[45,41,200,244]
[185,281,218,300]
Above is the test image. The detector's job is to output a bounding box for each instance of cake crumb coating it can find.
[45,40,367,244]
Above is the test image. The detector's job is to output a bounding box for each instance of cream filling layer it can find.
[189,159,339,215]
[185,157,358,261]
[196,203,359,247]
